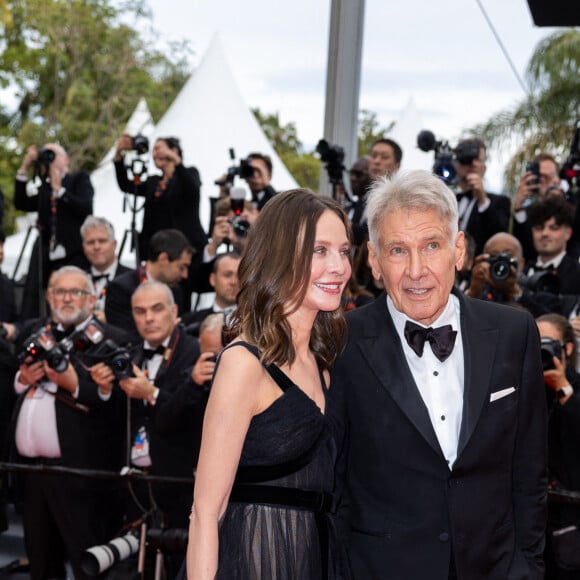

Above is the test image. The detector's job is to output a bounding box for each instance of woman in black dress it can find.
[186,189,352,579]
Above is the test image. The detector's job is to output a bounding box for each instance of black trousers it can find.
[22,468,100,580]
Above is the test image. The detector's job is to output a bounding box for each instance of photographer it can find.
[10,266,127,580]
[368,138,402,179]
[536,314,580,579]
[242,152,277,211]
[455,137,510,255]
[91,281,208,576]
[513,153,571,261]
[113,135,207,261]
[14,143,94,319]
[466,232,560,317]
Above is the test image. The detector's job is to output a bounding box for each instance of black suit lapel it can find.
[355,299,444,459]
[456,294,498,460]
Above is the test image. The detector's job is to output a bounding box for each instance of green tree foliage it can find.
[357,109,394,156]
[471,29,580,192]
[0,0,190,232]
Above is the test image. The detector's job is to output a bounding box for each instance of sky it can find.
[145,0,562,191]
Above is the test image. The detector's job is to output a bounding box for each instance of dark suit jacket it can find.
[330,292,547,580]
[463,192,510,255]
[14,171,93,259]
[523,254,580,296]
[128,330,208,527]
[114,161,207,260]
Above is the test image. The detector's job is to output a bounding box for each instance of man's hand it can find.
[543,354,574,404]
[206,216,233,257]
[18,361,45,386]
[90,362,115,396]
[464,172,487,206]
[43,360,78,394]
[192,352,217,386]
[119,365,157,401]
[514,171,537,211]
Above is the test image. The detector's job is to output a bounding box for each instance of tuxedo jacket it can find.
[522,254,580,296]
[330,292,547,580]
[462,192,510,255]
[14,171,93,258]
[114,160,207,259]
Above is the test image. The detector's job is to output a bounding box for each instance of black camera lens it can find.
[36,147,56,166]
[46,347,69,373]
[455,142,480,165]
[109,350,133,380]
[488,253,517,282]
[228,216,250,238]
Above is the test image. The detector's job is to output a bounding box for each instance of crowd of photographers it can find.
[0,124,580,577]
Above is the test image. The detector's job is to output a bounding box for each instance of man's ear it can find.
[367,241,382,282]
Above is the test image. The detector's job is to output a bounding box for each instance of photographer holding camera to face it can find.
[113,134,207,262]
[15,143,94,319]
[536,314,580,579]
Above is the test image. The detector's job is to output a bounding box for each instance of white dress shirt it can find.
[388,294,464,467]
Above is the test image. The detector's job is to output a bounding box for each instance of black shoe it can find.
[0,558,31,574]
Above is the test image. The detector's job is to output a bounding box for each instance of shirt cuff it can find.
[513,210,527,223]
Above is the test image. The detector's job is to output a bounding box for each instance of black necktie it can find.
[92,273,109,283]
[143,345,165,360]
[404,320,457,363]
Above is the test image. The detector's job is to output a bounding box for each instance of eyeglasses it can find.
[51,288,90,298]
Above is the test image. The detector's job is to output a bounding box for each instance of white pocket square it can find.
[490,387,516,402]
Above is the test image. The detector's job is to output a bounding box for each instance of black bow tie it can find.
[92,273,109,283]
[534,263,555,273]
[52,326,73,341]
[456,190,473,202]
[404,320,457,363]
[143,345,166,360]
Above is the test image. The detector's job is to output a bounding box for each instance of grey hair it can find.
[200,312,225,335]
[366,170,458,252]
[131,280,175,307]
[81,216,115,240]
[49,265,95,296]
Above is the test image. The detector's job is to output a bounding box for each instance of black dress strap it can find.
[219,340,295,392]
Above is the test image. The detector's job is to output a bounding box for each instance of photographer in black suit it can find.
[114,135,207,260]
[14,143,94,319]
[11,266,127,580]
[242,152,277,211]
[536,314,580,579]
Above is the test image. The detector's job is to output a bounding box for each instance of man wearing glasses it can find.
[11,266,127,580]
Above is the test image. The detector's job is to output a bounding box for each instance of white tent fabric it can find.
[388,97,432,173]
[150,33,298,229]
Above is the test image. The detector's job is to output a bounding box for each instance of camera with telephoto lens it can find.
[81,532,139,576]
[131,134,149,155]
[62,320,134,380]
[541,337,563,371]
[486,253,518,283]
[214,148,255,188]
[18,326,69,373]
[417,131,480,187]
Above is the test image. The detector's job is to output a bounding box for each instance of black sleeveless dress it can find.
[215,342,349,580]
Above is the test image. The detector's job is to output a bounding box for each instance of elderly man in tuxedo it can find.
[331,170,547,579]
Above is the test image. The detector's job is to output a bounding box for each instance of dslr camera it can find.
[214,149,255,188]
[131,134,149,155]
[487,253,518,283]
[417,130,480,187]
[18,326,69,373]
[63,320,134,380]
[541,337,563,371]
